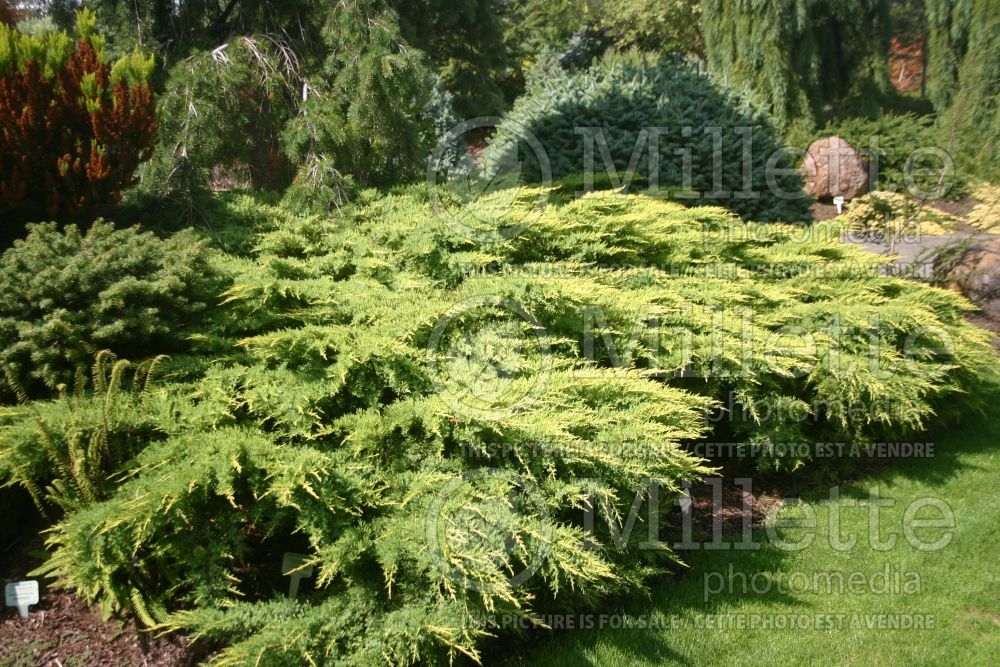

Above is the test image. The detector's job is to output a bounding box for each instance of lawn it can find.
[517,379,1000,666]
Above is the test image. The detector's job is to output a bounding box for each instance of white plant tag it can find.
[833,195,846,215]
[5,580,39,619]
[281,553,315,599]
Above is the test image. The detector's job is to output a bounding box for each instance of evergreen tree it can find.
[890,0,928,45]
[499,0,704,100]
[136,36,297,216]
[930,0,1000,181]
[482,53,812,223]
[702,0,895,131]
[598,0,704,57]
[56,0,510,119]
[281,0,435,189]
[499,0,596,96]
[52,0,463,207]
[393,0,509,118]
[924,0,974,111]
[48,1,327,60]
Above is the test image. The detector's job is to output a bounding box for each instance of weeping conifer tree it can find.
[924,0,973,111]
[135,0,445,220]
[702,0,895,132]
[925,0,999,181]
[281,0,436,189]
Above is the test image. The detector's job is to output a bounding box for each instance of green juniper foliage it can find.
[21,187,995,665]
[481,53,814,223]
[4,3,995,664]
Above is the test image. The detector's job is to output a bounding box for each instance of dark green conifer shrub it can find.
[394,0,510,117]
[0,220,221,396]
[481,53,813,223]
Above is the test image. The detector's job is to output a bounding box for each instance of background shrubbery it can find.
[928,0,1000,183]
[482,54,813,223]
[0,10,156,235]
[703,0,894,132]
[786,112,965,199]
[136,37,296,214]
[9,0,986,230]
[0,220,221,396]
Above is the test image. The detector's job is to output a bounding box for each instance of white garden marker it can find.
[833,195,846,215]
[281,553,315,599]
[5,580,39,619]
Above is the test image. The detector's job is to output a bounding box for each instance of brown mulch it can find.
[927,196,980,218]
[0,592,194,667]
[0,532,202,667]
[686,483,785,543]
[811,195,981,224]
[810,201,840,221]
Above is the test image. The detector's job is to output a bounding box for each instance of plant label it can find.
[833,195,845,215]
[5,580,39,619]
[282,552,315,599]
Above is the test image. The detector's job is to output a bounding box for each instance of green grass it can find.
[514,383,1000,666]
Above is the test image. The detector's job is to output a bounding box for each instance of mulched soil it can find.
[0,531,203,667]
[685,482,785,544]
[810,201,841,221]
[927,196,980,218]
[811,194,982,224]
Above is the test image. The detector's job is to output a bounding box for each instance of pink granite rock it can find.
[803,136,869,200]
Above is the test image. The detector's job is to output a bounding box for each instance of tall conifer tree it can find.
[703,0,894,130]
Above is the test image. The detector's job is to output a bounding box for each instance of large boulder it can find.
[943,237,1000,318]
[803,136,870,200]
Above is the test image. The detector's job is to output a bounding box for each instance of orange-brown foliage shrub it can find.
[0,12,156,227]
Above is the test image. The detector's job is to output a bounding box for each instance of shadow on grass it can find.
[839,374,1000,493]
[496,376,1000,666]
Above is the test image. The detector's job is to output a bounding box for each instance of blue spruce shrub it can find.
[481,53,813,223]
